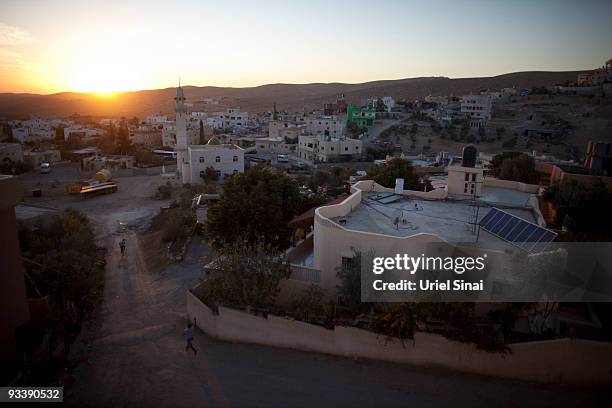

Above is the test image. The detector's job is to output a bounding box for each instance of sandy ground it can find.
[16,163,612,407]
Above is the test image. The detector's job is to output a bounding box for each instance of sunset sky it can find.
[1,0,611,94]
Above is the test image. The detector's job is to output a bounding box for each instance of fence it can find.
[187,285,612,387]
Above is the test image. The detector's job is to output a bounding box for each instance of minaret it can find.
[174,81,190,184]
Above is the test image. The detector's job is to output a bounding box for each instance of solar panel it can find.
[479,208,557,253]
[378,194,402,204]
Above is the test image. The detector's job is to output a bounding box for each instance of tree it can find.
[336,250,369,316]
[287,285,328,323]
[490,152,537,183]
[55,125,66,142]
[489,151,523,178]
[498,154,537,183]
[206,167,309,249]
[367,158,423,190]
[114,119,133,155]
[201,166,219,183]
[199,119,205,144]
[206,240,291,309]
[18,209,105,353]
[543,180,612,238]
[375,98,386,112]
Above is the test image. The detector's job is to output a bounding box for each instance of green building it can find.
[347,104,376,127]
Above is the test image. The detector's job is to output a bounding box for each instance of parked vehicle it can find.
[277,154,289,163]
[39,162,51,174]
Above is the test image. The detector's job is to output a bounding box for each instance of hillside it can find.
[0,71,579,119]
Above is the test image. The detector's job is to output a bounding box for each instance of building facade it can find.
[347,105,376,126]
[461,94,492,127]
[304,115,346,137]
[298,134,362,162]
[185,138,245,183]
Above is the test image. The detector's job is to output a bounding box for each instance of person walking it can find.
[119,239,126,256]
[184,323,197,356]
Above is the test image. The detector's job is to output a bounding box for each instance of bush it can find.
[287,285,328,323]
[206,240,291,309]
[156,183,173,199]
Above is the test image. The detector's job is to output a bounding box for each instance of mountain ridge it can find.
[0,71,579,119]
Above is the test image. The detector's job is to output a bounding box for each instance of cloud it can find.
[0,23,38,45]
[0,48,27,68]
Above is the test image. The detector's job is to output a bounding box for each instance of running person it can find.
[184,323,197,356]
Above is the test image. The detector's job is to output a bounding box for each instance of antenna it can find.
[178,76,181,88]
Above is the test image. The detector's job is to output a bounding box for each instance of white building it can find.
[64,125,103,142]
[172,86,244,184]
[206,108,249,129]
[0,143,24,162]
[144,114,169,125]
[285,151,549,293]
[363,96,395,112]
[304,115,345,137]
[162,120,201,148]
[461,94,492,127]
[186,138,244,182]
[298,134,362,163]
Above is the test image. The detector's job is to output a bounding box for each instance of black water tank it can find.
[461,145,477,167]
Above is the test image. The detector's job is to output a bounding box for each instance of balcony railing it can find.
[289,264,321,283]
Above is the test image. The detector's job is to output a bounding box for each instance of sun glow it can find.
[65,43,151,93]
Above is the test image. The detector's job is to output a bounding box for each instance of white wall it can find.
[187,291,612,387]
[188,145,244,182]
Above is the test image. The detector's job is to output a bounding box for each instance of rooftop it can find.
[329,188,536,247]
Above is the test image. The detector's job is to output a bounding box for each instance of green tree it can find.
[543,180,612,238]
[206,240,291,309]
[498,154,537,183]
[367,158,423,190]
[114,119,133,154]
[201,166,219,183]
[287,285,328,323]
[375,98,386,112]
[206,167,308,249]
[336,250,368,316]
[489,151,523,177]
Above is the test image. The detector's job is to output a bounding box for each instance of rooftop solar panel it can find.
[478,208,557,253]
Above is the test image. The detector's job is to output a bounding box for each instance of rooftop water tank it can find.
[461,145,477,167]
[395,178,404,194]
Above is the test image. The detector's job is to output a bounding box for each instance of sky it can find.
[0,0,611,94]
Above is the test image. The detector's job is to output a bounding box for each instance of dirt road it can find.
[66,220,611,407]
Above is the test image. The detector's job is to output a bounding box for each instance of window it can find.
[341,256,354,271]
[199,156,205,163]
[233,169,238,174]
[215,156,221,162]
[471,174,476,181]
[233,155,238,162]
[465,173,470,181]
[200,170,205,177]
[345,146,348,151]
[330,147,334,151]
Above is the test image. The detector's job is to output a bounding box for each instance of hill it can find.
[0,71,579,119]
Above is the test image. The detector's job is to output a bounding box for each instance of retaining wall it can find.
[187,289,612,387]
